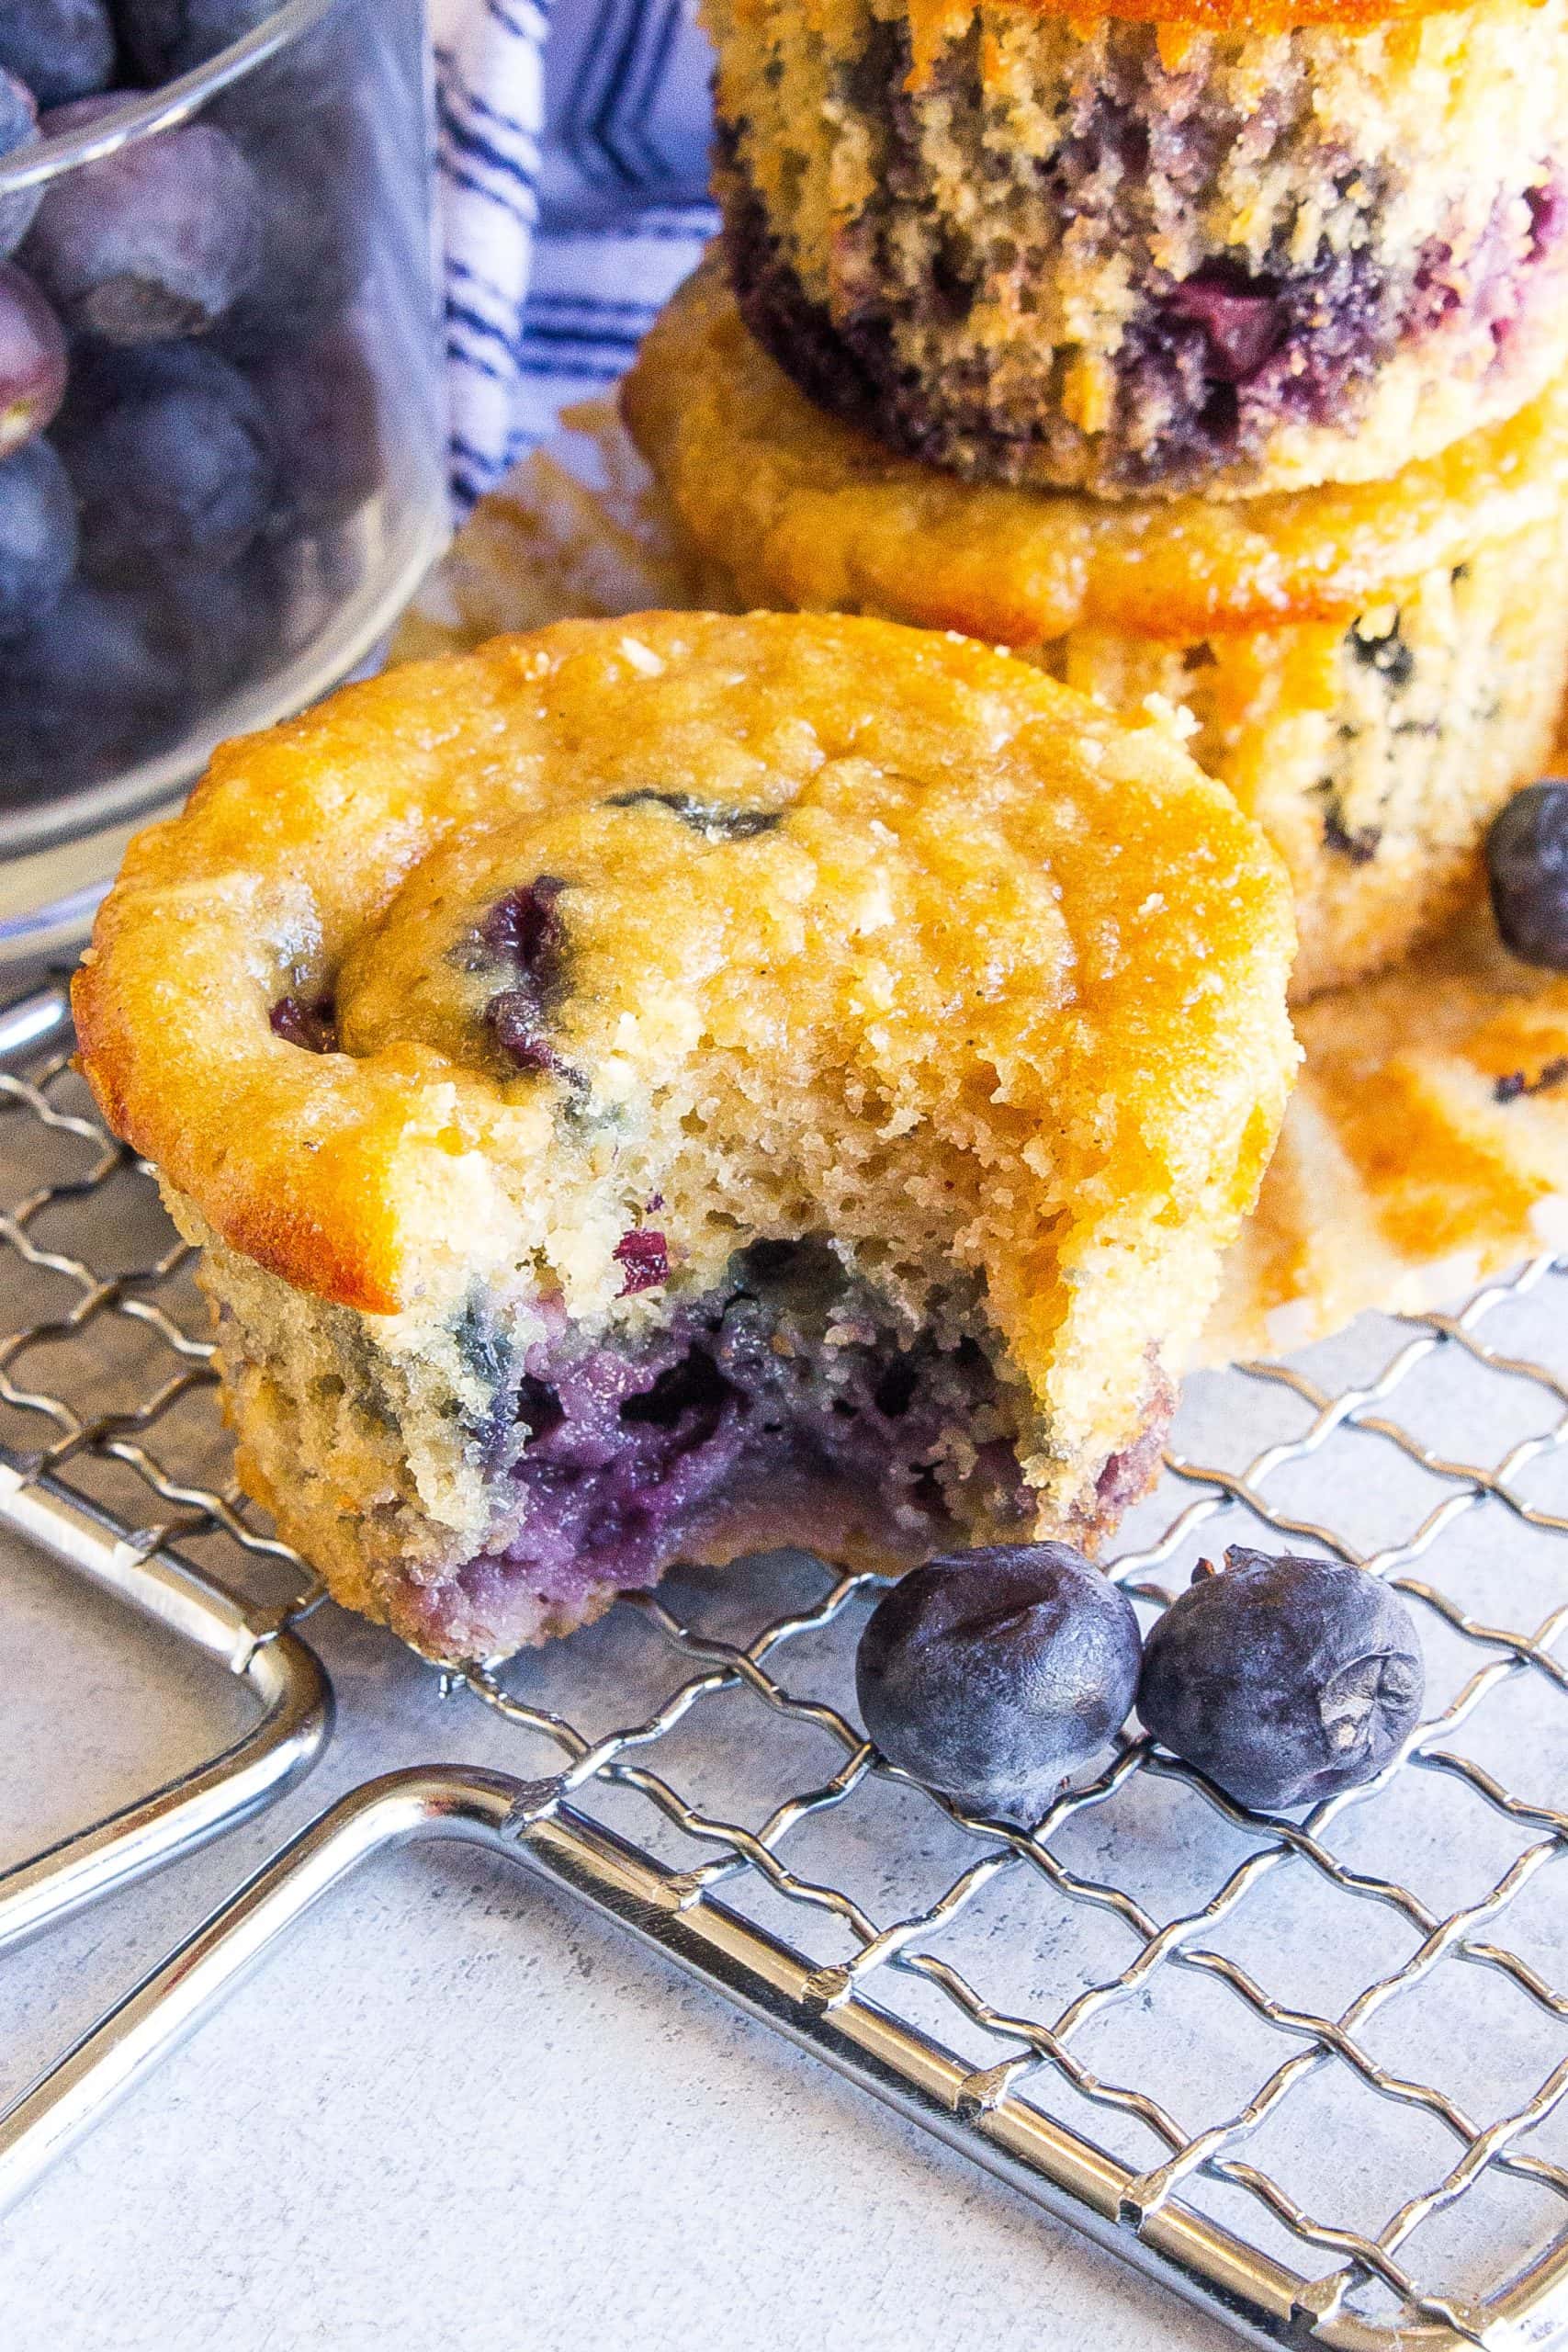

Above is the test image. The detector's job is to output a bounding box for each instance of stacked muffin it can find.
[624,0,1568,998]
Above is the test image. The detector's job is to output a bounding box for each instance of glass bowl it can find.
[0,0,449,965]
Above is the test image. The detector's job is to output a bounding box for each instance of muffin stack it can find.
[624,0,1568,998]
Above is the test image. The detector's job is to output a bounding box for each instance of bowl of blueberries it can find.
[0,0,447,959]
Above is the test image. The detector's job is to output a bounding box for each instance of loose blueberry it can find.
[1138,1547,1424,1812]
[0,2,116,107]
[0,72,40,265]
[0,264,66,454]
[0,435,77,639]
[855,1544,1143,1821]
[1487,782,1568,969]
[22,101,260,343]
[56,341,276,580]
[115,0,277,80]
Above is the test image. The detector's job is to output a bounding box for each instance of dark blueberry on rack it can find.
[1137,1546,1424,1812]
[0,72,40,264]
[57,342,276,580]
[1487,782,1568,969]
[269,995,336,1055]
[0,264,67,455]
[22,102,261,344]
[0,435,78,639]
[0,1,116,107]
[855,1544,1143,1822]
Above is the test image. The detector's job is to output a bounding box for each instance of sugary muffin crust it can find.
[74,614,1294,1660]
[709,0,1568,498]
[623,266,1568,999]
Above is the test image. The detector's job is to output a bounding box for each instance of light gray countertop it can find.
[0,1524,1228,2352]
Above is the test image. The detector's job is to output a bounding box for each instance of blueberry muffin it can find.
[709,0,1568,499]
[623,265,1568,1000]
[73,613,1295,1662]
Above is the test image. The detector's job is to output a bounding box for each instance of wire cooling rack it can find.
[4,980,1568,2352]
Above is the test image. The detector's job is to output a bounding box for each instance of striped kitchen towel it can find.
[434,0,716,512]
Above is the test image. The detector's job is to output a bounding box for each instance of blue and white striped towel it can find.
[433,0,717,512]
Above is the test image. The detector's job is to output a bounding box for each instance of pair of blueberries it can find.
[857,1542,1426,1821]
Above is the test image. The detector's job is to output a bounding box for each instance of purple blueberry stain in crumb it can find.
[479,876,579,1080]
[1122,236,1394,481]
[1348,610,1414,690]
[1495,1057,1568,1104]
[1414,172,1568,367]
[1321,809,1381,865]
[269,994,337,1054]
[485,989,564,1078]
[606,789,784,842]
[1526,177,1567,268]
[429,1242,1108,1645]
[481,874,568,973]
[1160,266,1286,386]
[615,1228,669,1295]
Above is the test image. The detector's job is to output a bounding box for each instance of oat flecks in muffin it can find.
[73,613,1295,1662]
[707,0,1568,499]
[622,266,1568,1000]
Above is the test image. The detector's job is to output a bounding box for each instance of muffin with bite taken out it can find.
[73,611,1295,1661]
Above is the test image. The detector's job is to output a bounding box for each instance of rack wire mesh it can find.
[4,985,1568,2350]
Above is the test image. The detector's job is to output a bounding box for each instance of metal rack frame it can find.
[4,979,1567,2352]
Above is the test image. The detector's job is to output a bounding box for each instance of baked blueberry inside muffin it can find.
[623,266,1568,1000]
[709,0,1568,499]
[74,613,1295,1660]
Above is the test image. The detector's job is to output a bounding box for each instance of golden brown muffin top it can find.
[73,612,1294,1476]
[623,263,1568,643]
[895,0,1512,46]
